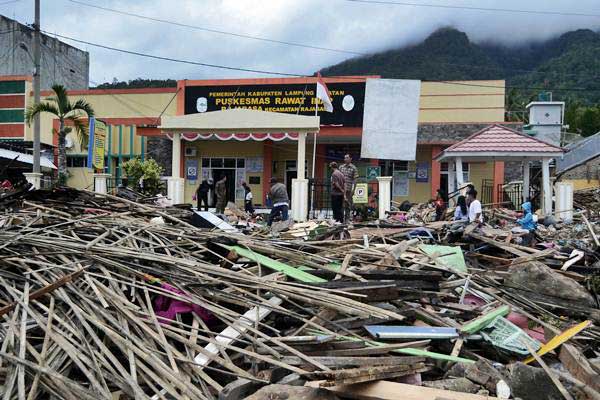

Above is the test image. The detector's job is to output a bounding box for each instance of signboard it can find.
[360,79,421,160]
[367,166,381,181]
[87,117,106,170]
[186,159,198,181]
[416,162,429,182]
[184,82,366,127]
[353,183,369,204]
[246,157,263,173]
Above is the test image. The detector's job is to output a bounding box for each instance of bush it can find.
[121,158,164,195]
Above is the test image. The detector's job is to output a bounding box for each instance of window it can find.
[211,158,223,168]
[202,158,210,168]
[236,158,245,168]
[224,158,236,168]
[392,161,409,197]
[441,162,470,183]
[67,155,87,168]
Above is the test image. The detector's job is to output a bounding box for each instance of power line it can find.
[0,0,20,6]
[42,30,302,77]
[342,0,600,18]
[35,28,600,93]
[66,0,599,81]
[68,0,363,56]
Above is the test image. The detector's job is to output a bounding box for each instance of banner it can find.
[184,82,365,127]
[87,118,107,170]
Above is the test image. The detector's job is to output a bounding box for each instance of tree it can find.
[25,84,94,182]
[121,158,164,195]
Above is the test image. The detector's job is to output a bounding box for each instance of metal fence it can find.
[480,179,540,210]
[308,179,379,221]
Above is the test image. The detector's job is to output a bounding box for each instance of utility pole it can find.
[32,0,41,177]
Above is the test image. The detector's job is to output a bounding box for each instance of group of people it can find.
[329,154,360,223]
[434,184,483,224]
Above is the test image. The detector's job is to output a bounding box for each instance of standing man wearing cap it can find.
[267,177,290,226]
[330,162,345,223]
[339,153,359,223]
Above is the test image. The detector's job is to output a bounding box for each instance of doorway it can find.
[285,160,297,199]
[211,169,236,203]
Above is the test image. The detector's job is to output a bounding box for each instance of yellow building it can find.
[1,75,512,206]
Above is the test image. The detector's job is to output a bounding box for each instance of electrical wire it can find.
[67,0,363,56]
[342,0,600,18]
[42,30,302,77]
[0,0,20,6]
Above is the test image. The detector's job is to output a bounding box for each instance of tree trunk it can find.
[57,120,67,181]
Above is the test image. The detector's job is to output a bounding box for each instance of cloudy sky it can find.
[2,0,599,84]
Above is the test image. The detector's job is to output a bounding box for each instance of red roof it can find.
[444,124,563,154]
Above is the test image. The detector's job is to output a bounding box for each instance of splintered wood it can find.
[0,187,598,400]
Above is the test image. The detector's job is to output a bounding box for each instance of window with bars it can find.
[67,155,87,168]
[441,162,470,183]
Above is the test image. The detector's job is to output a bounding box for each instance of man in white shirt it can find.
[467,189,483,223]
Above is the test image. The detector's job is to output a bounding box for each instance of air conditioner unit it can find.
[185,147,197,157]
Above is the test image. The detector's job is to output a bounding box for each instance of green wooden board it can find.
[225,245,327,283]
[419,244,468,273]
[460,305,510,335]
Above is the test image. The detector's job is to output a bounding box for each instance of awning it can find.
[168,132,299,142]
[0,148,57,169]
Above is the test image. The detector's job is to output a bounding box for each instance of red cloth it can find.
[153,283,213,324]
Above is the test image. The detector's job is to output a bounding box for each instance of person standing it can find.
[329,162,345,223]
[339,153,359,223]
[196,178,212,211]
[467,189,483,224]
[241,181,254,215]
[267,177,289,226]
[215,175,227,214]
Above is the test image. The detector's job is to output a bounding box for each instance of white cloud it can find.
[2,0,598,83]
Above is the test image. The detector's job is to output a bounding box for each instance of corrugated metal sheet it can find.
[556,132,600,174]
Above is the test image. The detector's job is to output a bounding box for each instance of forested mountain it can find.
[321,27,600,135]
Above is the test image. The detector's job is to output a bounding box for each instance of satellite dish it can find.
[65,135,74,149]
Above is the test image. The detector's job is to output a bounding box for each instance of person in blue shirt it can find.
[517,201,537,245]
[517,202,536,231]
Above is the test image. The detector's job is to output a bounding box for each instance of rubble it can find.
[0,186,598,400]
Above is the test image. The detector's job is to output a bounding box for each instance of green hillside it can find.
[321,27,600,135]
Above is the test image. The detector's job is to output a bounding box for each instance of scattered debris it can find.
[0,186,598,399]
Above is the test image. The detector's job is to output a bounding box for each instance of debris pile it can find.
[0,187,598,400]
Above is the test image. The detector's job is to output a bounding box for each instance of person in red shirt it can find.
[434,188,448,221]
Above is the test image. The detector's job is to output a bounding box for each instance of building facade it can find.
[1,74,514,205]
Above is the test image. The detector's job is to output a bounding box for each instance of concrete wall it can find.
[0,15,89,90]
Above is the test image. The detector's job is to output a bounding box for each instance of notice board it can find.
[360,79,420,161]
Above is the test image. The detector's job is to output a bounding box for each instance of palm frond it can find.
[70,98,95,118]
[24,102,60,125]
[51,84,69,115]
[67,115,89,149]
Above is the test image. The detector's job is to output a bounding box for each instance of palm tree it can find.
[25,84,94,182]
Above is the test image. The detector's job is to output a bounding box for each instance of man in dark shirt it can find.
[330,162,345,223]
[196,178,213,211]
[267,177,289,226]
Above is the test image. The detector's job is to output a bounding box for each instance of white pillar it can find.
[291,132,309,222]
[555,182,573,223]
[23,172,42,189]
[167,132,184,205]
[377,176,393,220]
[455,157,464,188]
[291,178,308,222]
[172,132,181,177]
[297,132,307,180]
[93,173,111,194]
[542,158,552,216]
[522,161,530,203]
[448,159,456,204]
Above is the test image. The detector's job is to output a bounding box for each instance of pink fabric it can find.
[153,283,213,324]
